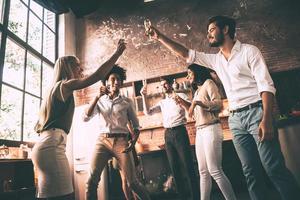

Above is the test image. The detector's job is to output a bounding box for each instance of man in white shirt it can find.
[141,76,200,200]
[146,16,299,200]
[83,65,150,200]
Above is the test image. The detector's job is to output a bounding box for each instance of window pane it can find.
[23,94,40,142]
[42,62,53,95]
[26,52,41,96]
[28,11,42,52]
[0,0,4,24]
[3,38,25,89]
[44,8,55,31]
[8,0,28,41]
[0,85,23,141]
[21,0,28,5]
[29,0,42,18]
[43,25,55,62]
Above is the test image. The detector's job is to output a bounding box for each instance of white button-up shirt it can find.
[83,94,139,134]
[146,93,189,128]
[187,40,276,110]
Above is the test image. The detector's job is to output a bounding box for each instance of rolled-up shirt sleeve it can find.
[248,46,276,95]
[187,49,217,70]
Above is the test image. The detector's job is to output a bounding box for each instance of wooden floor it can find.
[211,187,281,200]
[150,186,281,200]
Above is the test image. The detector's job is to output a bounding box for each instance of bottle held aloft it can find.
[144,19,152,37]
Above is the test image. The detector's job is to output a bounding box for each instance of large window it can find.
[0,0,57,142]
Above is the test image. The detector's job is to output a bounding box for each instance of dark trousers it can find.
[165,125,200,200]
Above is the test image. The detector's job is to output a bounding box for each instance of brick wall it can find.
[73,0,300,149]
[75,0,300,105]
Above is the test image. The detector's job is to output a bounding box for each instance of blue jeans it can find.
[228,106,300,200]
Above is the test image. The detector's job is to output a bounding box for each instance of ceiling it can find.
[33,0,155,17]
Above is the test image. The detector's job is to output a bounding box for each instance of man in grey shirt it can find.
[141,76,200,200]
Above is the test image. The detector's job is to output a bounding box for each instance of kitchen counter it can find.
[0,159,31,163]
[276,116,300,128]
[278,121,300,185]
[138,118,232,152]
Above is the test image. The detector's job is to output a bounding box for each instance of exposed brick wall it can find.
[74,0,300,149]
[75,0,300,106]
[137,119,232,151]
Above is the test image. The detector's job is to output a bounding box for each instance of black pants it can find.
[165,125,200,200]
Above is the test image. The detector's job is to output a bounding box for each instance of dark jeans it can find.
[229,106,300,200]
[165,125,200,200]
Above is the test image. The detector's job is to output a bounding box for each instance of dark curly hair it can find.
[104,64,126,84]
[160,75,174,86]
[207,15,236,39]
[188,64,213,89]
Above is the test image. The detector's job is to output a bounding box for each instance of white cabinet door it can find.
[72,105,108,200]
[74,163,108,200]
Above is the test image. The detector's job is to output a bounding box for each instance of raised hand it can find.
[140,84,148,96]
[144,24,160,40]
[116,39,126,55]
[97,85,109,98]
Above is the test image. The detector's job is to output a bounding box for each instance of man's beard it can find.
[209,32,225,47]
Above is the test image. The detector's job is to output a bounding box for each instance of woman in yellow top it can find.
[32,39,126,200]
[187,64,236,200]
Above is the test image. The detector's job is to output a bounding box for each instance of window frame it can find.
[0,0,58,146]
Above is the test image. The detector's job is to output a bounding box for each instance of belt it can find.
[230,100,262,114]
[166,124,185,130]
[209,120,220,125]
[102,133,129,138]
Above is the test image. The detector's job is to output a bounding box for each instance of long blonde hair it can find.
[35,56,79,133]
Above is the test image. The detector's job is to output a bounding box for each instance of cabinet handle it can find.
[75,157,85,161]
[75,169,87,174]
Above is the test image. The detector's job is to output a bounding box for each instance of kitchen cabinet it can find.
[0,159,35,200]
[278,119,300,185]
[72,105,108,200]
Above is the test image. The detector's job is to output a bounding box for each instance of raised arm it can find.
[83,85,108,121]
[140,84,161,115]
[64,39,126,93]
[149,26,189,59]
[149,26,217,69]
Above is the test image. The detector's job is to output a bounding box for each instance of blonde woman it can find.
[32,39,126,200]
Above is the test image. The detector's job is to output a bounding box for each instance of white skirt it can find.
[32,128,73,198]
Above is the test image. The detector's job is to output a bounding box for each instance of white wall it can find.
[58,10,77,193]
[58,12,76,57]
